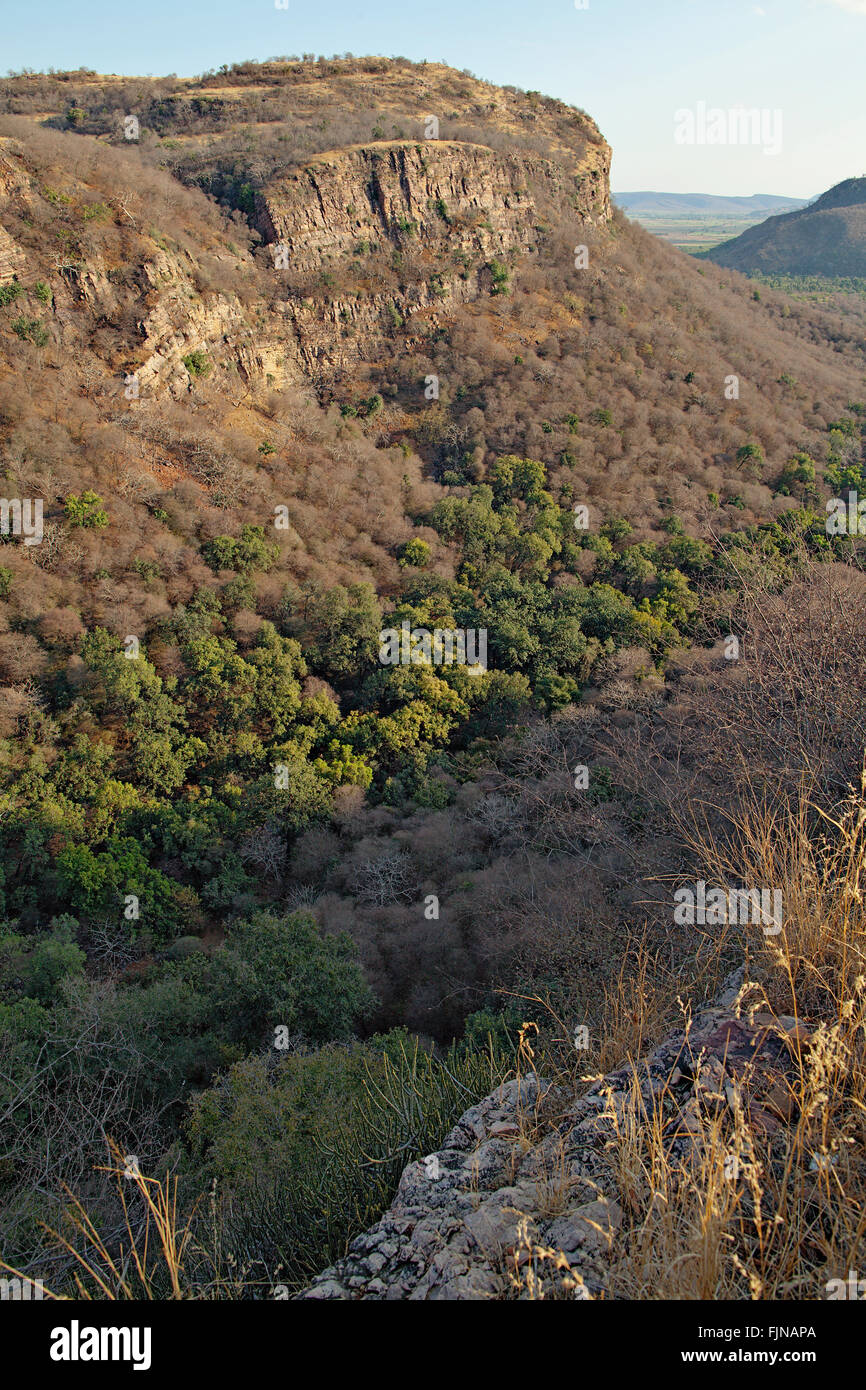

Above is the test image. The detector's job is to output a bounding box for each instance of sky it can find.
[3,0,864,197]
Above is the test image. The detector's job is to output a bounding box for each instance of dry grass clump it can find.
[0,1140,230,1300]
[506,1216,592,1300]
[600,778,866,1300]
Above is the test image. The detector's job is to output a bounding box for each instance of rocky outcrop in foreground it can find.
[302,968,807,1299]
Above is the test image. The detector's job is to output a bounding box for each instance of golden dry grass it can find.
[596,777,866,1300]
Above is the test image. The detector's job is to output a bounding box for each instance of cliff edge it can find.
[301,968,809,1299]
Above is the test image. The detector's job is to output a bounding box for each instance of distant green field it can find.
[630,218,866,286]
[627,213,765,254]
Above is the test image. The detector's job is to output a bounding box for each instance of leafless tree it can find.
[240,822,287,884]
[354,848,415,905]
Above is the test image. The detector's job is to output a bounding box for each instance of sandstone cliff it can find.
[0,125,611,393]
[0,134,304,399]
[257,137,610,376]
[0,140,28,283]
[0,62,613,395]
[257,138,610,271]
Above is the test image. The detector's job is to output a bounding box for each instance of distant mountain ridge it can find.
[703,176,866,276]
[614,191,809,216]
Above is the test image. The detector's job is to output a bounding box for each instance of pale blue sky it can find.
[4,0,864,196]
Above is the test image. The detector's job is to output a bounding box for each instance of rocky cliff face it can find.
[127,251,302,400]
[257,139,610,272]
[1,127,611,392]
[0,225,23,286]
[139,130,608,391]
[1,66,613,394]
[0,140,28,284]
[0,135,303,400]
[301,968,808,1300]
[257,136,611,376]
[51,252,302,399]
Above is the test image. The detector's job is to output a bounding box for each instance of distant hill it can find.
[703,177,866,276]
[614,191,808,217]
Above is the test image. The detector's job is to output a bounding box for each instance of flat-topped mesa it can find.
[256,138,611,275]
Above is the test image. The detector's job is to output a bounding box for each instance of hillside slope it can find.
[704,177,866,276]
[2,58,866,1296]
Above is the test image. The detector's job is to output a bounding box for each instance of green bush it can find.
[398,538,431,568]
[488,259,510,294]
[203,909,374,1047]
[778,452,816,492]
[54,838,195,941]
[82,202,111,223]
[10,316,48,346]
[182,349,212,379]
[0,921,85,1005]
[188,1030,509,1289]
[64,491,109,528]
[736,441,765,476]
[204,524,278,574]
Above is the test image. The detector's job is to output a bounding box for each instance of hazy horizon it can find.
[4,0,865,199]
